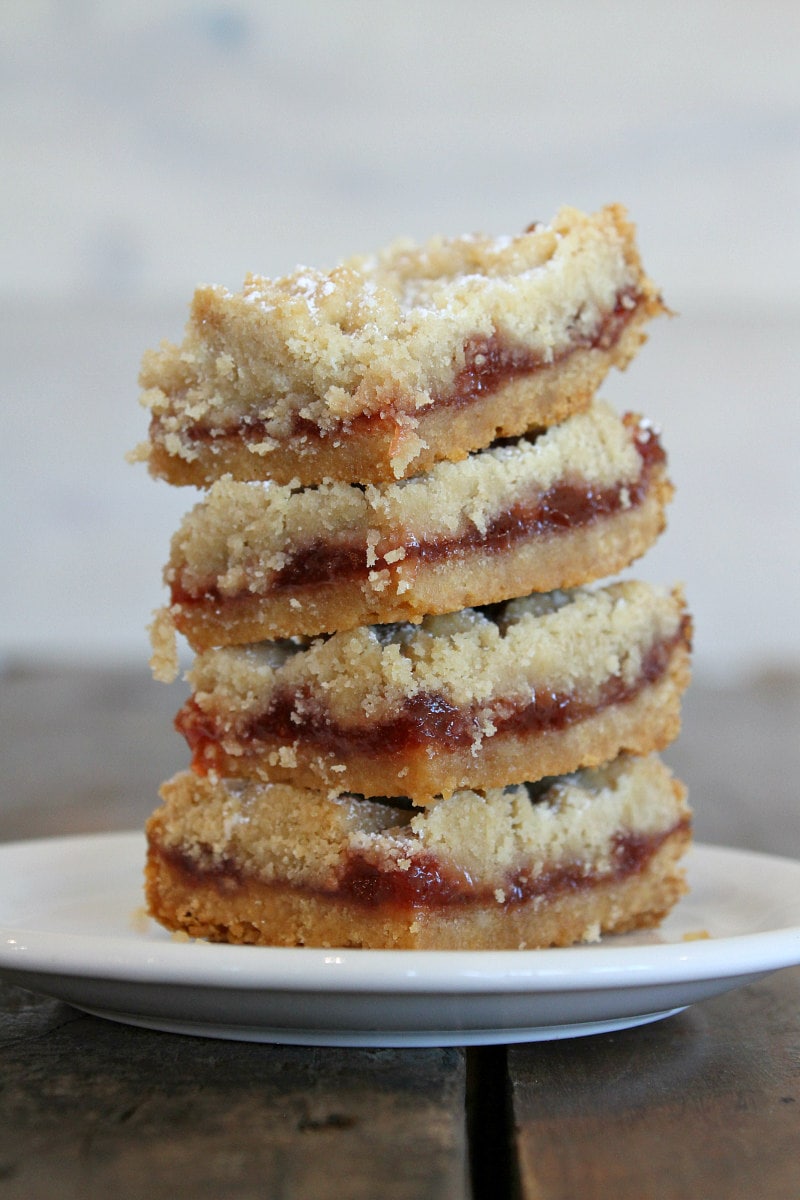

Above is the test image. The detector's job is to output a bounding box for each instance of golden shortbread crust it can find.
[133,205,665,486]
[178,582,691,800]
[144,754,691,950]
[150,404,673,674]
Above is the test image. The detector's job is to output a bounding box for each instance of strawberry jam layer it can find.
[337,822,688,909]
[152,817,690,912]
[166,288,644,448]
[170,415,664,607]
[177,618,691,774]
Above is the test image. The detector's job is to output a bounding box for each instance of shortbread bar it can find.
[144,753,691,950]
[151,403,673,674]
[134,205,665,487]
[177,581,691,802]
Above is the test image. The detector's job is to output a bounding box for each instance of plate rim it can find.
[1,832,799,996]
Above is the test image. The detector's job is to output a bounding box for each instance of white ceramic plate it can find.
[1,833,798,1046]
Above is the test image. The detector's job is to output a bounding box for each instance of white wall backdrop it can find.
[2,1,798,677]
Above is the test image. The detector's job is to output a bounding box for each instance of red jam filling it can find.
[155,818,689,912]
[337,823,687,908]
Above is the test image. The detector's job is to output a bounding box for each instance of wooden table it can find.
[1,666,798,1199]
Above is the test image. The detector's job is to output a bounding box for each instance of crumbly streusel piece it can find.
[177,581,691,801]
[133,205,665,487]
[150,403,673,673]
[144,753,691,949]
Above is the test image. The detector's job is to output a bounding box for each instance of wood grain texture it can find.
[508,968,800,1200]
[0,984,468,1200]
[0,664,186,841]
[1,666,798,1198]
[2,665,798,858]
[665,669,800,858]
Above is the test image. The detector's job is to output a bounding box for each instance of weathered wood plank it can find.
[0,667,475,1198]
[665,669,800,857]
[0,664,186,841]
[3,666,798,858]
[508,967,800,1200]
[0,983,469,1200]
[2,667,798,1200]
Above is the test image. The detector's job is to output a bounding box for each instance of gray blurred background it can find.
[2,0,798,678]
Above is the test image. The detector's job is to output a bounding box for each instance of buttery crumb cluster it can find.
[136,204,693,950]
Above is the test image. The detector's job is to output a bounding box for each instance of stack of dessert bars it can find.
[134,204,692,949]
